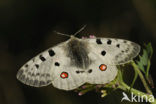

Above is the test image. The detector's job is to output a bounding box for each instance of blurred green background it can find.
[0,0,156,104]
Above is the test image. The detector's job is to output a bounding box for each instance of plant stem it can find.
[146,60,151,79]
[131,61,152,94]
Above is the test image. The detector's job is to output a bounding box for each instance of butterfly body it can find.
[17,35,140,90]
[65,36,91,69]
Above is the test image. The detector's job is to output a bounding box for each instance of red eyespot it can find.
[60,72,68,79]
[99,64,107,71]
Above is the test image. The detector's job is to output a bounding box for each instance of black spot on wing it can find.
[107,39,112,45]
[101,50,106,56]
[55,62,60,66]
[96,39,102,44]
[48,49,55,57]
[35,64,39,69]
[76,70,80,74]
[116,44,120,48]
[75,70,84,74]
[88,69,92,73]
[25,64,28,67]
[39,55,46,61]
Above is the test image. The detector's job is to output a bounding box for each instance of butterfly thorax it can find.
[65,37,91,69]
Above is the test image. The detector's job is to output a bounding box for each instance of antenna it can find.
[54,25,87,37]
[73,25,86,36]
[54,31,71,38]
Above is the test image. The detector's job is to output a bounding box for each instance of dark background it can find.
[0,0,156,104]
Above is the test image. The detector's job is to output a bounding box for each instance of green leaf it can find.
[135,43,153,87]
[136,43,153,76]
[146,43,153,59]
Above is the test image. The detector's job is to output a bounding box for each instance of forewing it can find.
[86,38,140,65]
[16,43,65,87]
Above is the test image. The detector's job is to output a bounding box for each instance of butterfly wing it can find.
[17,42,86,90]
[86,38,140,65]
[16,45,61,87]
[48,45,86,90]
[84,38,140,84]
[85,43,118,84]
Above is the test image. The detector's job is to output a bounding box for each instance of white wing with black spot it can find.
[84,37,140,84]
[85,43,118,84]
[86,38,140,65]
[49,45,86,90]
[16,43,65,87]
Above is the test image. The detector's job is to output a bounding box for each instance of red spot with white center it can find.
[60,72,68,79]
[99,64,107,71]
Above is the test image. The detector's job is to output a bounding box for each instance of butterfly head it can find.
[69,35,79,40]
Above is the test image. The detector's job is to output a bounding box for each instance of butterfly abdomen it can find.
[66,38,91,69]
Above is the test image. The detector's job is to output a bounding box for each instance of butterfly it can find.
[16,27,140,91]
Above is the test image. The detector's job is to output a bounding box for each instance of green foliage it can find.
[136,43,153,86]
[130,43,153,91]
[136,43,153,75]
